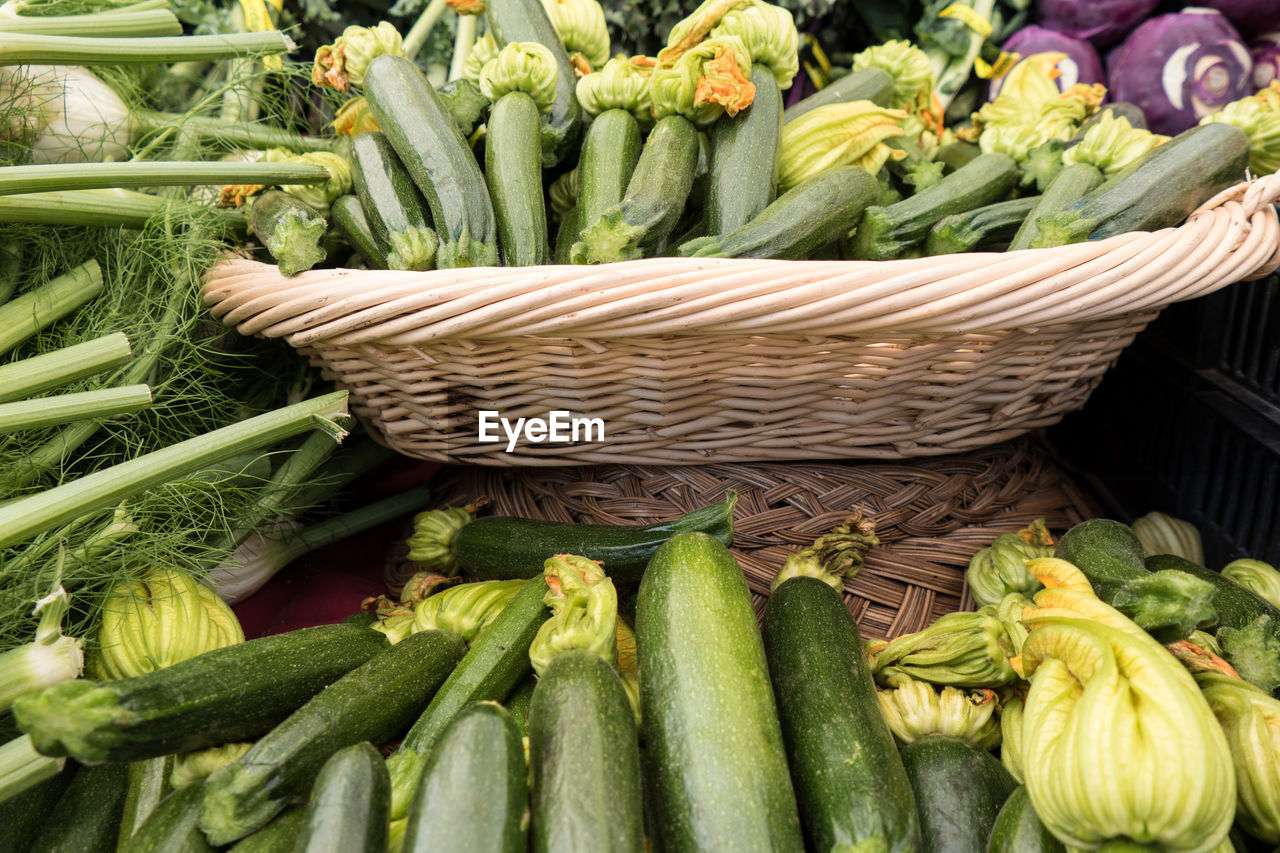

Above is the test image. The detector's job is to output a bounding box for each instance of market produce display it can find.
[2,0,1280,848]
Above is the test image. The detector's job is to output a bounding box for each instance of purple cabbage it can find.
[1254,32,1280,89]
[1107,8,1253,136]
[987,25,1105,101]
[1035,0,1160,48]
[1192,0,1280,39]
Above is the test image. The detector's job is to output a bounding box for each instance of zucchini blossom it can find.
[263,149,352,212]
[1130,511,1204,564]
[1221,559,1280,609]
[1201,86,1280,177]
[850,40,942,145]
[966,519,1055,608]
[479,42,560,113]
[405,505,474,575]
[870,608,1019,689]
[549,167,578,219]
[330,96,380,136]
[94,569,243,681]
[540,0,610,71]
[171,742,252,788]
[462,32,501,84]
[1000,693,1025,783]
[650,35,755,128]
[412,578,525,643]
[769,511,878,592]
[968,52,1105,162]
[528,554,617,676]
[705,1,797,88]
[1015,558,1236,852]
[615,618,641,724]
[1063,113,1169,177]
[576,55,654,121]
[1196,672,1280,843]
[777,101,907,192]
[313,22,405,92]
[877,673,1001,750]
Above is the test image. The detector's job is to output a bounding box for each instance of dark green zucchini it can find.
[117,757,174,850]
[1030,122,1250,247]
[554,204,580,263]
[362,54,498,268]
[486,91,550,266]
[502,676,536,739]
[247,190,326,276]
[1007,164,1103,251]
[936,141,982,173]
[329,195,388,270]
[349,132,437,271]
[637,533,804,852]
[197,630,466,846]
[987,786,1065,853]
[295,742,389,853]
[225,808,306,853]
[575,110,642,247]
[762,576,920,853]
[705,67,783,235]
[484,0,582,162]
[121,782,211,853]
[0,761,76,853]
[530,650,643,853]
[925,195,1040,255]
[1054,518,1148,600]
[13,624,389,765]
[444,492,736,583]
[28,762,127,853]
[849,153,1019,259]
[679,166,879,260]
[1145,553,1280,630]
[402,702,527,853]
[571,115,700,264]
[901,735,1017,853]
[783,67,896,123]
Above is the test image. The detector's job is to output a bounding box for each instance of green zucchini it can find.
[762,576,920,853]
[1053,518,1148,601]
[849,153,1019,260]
[29,762,128,853]
[782,67,896,123]
[441,493,736,584]
[121,782,211,853]
[502,676,536,739]
[13,624,389,765]
[936,141,982,173]
[225,808,305,853]
[900,735,1017,853]
[329,195,387,270]
[705,67,783,235]
[678,166,879,259]
[349,132,437,271]
[1146,554,1280,630]
[402,702,527,853]
[575,110,642,247]
[554,204,580,264]
[484,0,582,162]
[362,54,498,268]
[1007,164,1103,251]
[637,532,804,852]
[295,742,389,853]
[925,195,1040,255]
[247,189,326,276]
[572,115,701,264]
[197,629,465,846]
[385,577,549,823]
[117,757,174,850]
[987,786,1064,853]
[529,650,643,853]
[486,91,550,266]
[0,762,76,853]
[1030,122,1250,247]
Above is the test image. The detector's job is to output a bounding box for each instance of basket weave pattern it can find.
[389,441,1102,639]
[205,175,1280,466]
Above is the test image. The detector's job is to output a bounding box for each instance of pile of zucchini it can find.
[248,0,1264,277]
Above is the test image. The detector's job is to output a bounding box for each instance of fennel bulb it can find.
[1,65,129,164]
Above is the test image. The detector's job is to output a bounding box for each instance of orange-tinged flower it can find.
[693,44,755,116]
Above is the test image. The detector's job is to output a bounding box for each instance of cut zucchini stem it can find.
[0,160,329,197]
[0,30,295,66]
[0,333,133,404]
[770,512,879,592]
[0,384,152,436]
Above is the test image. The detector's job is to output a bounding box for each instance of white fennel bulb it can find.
[1,65,130,164]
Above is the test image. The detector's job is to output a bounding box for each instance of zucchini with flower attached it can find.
[349,133,437,271]
[484,0,583,162]
[405,492,736,582]
[573,57,648,248]
[677,166,878,260]
[480,42,558,266]
[1195,671,1280,844]
[362,54,498,268]
[13,623,389,765]
[761,515,921,853]
[330,195,388,270]
[924,195,1039,255]
[197,629,465,845]
[964,519,1055,608]
[528,555,643,853]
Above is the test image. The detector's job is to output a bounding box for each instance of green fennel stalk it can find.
[0,7,180,35]
[0,384,152,435]
[0,332,133,403]
[0,30,295,65]
[0,160,329,196]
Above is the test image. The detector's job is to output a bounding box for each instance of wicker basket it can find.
[384,439,1103,639]
[204,174,1280,467]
